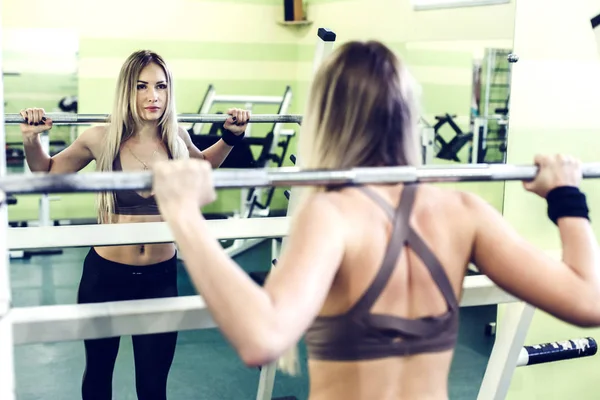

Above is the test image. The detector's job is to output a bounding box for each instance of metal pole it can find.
[1,163,600,195]
[477,303,535,400]
[0,1,16,395]
[192,85,215,135]
[4,113,302,125]
[420,125,435,165]
[484,49,494,117]
[255,27,338,400]
[286,27,337,214]
[255,361,277,400]
[39,131,51,226]
[0,311,14,400]
[472,117,483,164]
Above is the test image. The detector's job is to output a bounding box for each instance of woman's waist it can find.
[111,213,164,224]
[93,243,176,266]
[308,355,451,400]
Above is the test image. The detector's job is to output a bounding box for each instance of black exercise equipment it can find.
[190,129,271,170]
[58,96,78,113]
[191,94,296,218]
[433,114,473,162]
[248,154,296,287]
[6,140,68,166]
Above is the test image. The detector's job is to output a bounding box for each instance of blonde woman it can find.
[150,40,600,400]
[19,50,249,400]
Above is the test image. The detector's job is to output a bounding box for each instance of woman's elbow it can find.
[569,316,600,328]
[238,342,281,368]
[237,331,286,367]
[566,298,600,328]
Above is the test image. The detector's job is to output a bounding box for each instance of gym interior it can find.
[3,0,600,399]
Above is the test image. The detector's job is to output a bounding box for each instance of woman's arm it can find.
[20,108,97,173]
[469,194,600,326]
[153,160,345,366]
[177,108,249,168]
[176,125,232,166]
[200,140,234,168]
[469,154,600,327]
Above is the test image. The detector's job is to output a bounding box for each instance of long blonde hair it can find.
[300,40,421,173]
[278,41,422,375]
[96,50,188,224]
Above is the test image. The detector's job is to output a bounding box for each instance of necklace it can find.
[127,144,158,170]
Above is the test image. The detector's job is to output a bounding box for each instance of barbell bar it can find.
[1,163,600,196]
[3,113,303,125]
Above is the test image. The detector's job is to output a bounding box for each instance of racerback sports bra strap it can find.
[405,229,459,311]
[345,185,417,317]
[357,186,396,219]
[349,185,459,316]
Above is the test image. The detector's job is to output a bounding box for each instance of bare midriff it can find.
[93,213,176,266]
[307,350,454,400]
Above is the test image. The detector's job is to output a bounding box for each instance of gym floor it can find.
[10,240,497,400]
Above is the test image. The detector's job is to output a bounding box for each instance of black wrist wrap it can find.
[546,186,590,225]
[222,129,245,146]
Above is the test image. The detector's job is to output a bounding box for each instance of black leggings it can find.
[77,248,179,400]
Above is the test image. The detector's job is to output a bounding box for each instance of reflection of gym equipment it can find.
[58,96,78,113]
[420,112,508,165]
[248,152,298,287]
[6,94,84,228]
[6,193,62,259]
[419,119,435,164]
[429,113,474,163]
[8,130,64,259]
[6,140,67,165]
[482,49,511,118]
[188,85,296,258]
[472,115,509,165]
[477,48,511,164]
[190,85,292,138]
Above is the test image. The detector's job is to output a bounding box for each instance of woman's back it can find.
[147,39,600,400]
[307,183,476,400]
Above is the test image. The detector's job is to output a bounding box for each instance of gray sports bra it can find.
[304,184,460,361]
[112,152,161,215]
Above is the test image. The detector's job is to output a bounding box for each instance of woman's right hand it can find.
[523,154,582,198]
[19,108,53,139]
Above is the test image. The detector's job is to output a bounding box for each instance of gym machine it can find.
[188,85,296,258]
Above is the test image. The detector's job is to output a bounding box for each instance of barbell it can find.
[3,113,303,125]
[1,163,600,196]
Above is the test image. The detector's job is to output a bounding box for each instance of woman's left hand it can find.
[152,159,217,218]
[223,108,250,135]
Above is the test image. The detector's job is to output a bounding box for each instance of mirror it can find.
[296,0,516,210]
[411,28,515,169]
[396,0,517,216]
[5,2,517,399]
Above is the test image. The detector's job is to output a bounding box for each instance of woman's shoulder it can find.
[79,125,108,143]
[414,183,480,209]
[77,125,109,157]
[293,191,345,222]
